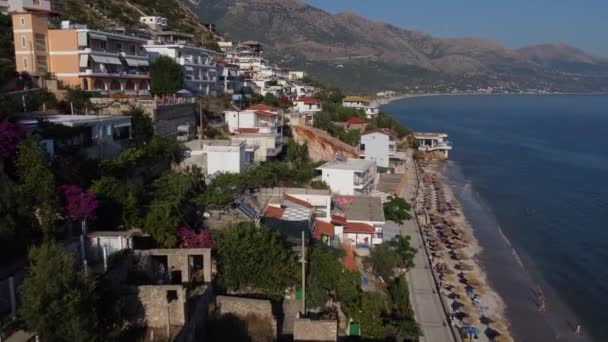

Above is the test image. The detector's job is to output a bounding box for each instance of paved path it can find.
[399,152,456,342]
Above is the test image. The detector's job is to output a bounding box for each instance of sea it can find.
[383,95,608,342]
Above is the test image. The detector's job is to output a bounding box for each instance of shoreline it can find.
[413,159,513,341]
[373,91,608,107]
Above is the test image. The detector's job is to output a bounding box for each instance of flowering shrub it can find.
[61,185,97,221]
[0,118,26,160]
[177,227,215,249]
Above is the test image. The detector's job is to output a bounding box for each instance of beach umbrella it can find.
[489,321,509,333]
[462,316,481,327]
[441,274,458,284]
[455,251,469,260]
[452,286,468,299]
[473,286,488,296]
[459,304,478,316]
[442,267,455,275]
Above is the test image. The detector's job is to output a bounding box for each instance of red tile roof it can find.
[248,104,278,112]
[362,128,396,137]
[237,128,260,133]
[331,215,348,225]
[254,110,278,118]
[346,117,368,125]
[313,220,335,240]
[278,97,293,106]
[295,97,322,105]
[284,194,313,208]
[264,207,285,219]
[343,222,375,234]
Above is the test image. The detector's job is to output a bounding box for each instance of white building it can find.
[184,140,252,175]
[342,96,379,119]
[3,0,51,14]
[413,132,453,158]
[293,85,316,99]
[332,196,385,247]
[316,158,376,196]
[224,104,284,162]
[292,97,322,113]
[260,188,332,223]
[19,114,132,159]
[288,71,306,80]
[360,129,397,168]
[139,16,168,31]
[144,44,219,95]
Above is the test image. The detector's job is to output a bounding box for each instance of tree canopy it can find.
[383,195,412,224]
[364,236,417,281]
[150,55,184,96]
[19,241,103,342]
[126,107,154,147]
[214,222,298,298]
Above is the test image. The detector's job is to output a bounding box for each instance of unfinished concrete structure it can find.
[106,248,213,341]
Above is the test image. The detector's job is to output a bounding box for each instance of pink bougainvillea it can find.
[0,118,26,160]
[60,185,98,221]
[177,227,215,249]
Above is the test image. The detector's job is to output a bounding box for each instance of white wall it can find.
[225,110,256,133]
[361,132,390,168]
[320,169,356,195]
[293,102,322,113]
[206,148,245,175]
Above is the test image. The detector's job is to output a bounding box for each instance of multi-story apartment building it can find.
[224,104,284,162]
[144,43,219,96]
[342,96,379,119]
[316,158,377,196]
[1,0,52,14]
[12,11,150,94]
[359,129,397,168]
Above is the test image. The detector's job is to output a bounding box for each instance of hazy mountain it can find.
[183,0,608,93]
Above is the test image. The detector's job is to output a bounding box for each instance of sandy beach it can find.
[414,160,514,342]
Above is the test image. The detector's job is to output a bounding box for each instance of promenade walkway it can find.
[399,152,456,342]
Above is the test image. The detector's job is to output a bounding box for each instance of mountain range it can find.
[183,0,608,93]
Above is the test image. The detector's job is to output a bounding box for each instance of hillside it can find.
[54,0,220,50]
[183,0,608,93]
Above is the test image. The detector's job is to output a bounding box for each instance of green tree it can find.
[383,195,412,224]
[19,241,103,342]
[89,176,142,229]
[388,235,417,271]
[127,107,154,147]
[144,204,179,248]
[202,172,244,209]
[352,292,386,339]
[386,276,422,341]
[285,139,310,165]
[363,243,402,281]
[150,56,184,96]
[0,13,15,89]
[215,222,298,298]
[16,136,59,236]
[62,87,92,113]
[306,246,360,310]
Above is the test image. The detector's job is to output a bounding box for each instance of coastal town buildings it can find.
[360,128,397,168]
[413,132,453,158]
[224,104,284,162]
[316,157,376,195]
[332,195,385,247]
[292,96,323,113]
[342,96,379,118]
[183,139,252,176]
[18,113,132,159]
[144,43,219,96]
[1,0,52,15]
[11,12,151,93]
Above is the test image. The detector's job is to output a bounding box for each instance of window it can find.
[23,57,28,70]
[33,0,41,5]
[35,33,46,51]
[20,17,25,25]
[21,35,27,48]
[36,56,48,72]
[360,143,365,151]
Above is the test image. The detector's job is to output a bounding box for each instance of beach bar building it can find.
[413,132,452,158]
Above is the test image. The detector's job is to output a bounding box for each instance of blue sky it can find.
[302,0,608,56]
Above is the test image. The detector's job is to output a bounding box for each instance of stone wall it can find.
[133,248,212,284]
[133,285,187,328]
[215,296,277,338]
[293,318,338,341]
[292,125,359,162]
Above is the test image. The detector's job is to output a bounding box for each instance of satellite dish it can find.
[335,153,346,162]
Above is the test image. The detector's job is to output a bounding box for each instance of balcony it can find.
[354,172,373,187]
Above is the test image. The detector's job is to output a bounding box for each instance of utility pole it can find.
[300,230,306,315]
[199,100,203,148]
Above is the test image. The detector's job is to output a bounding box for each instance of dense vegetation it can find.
[149,56,184,96]
[306,78,411,146]
[383,195,413,224]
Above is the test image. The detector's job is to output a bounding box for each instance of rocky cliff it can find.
[292,125,359,162]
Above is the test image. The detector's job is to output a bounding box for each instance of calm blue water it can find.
[384,95,608,341]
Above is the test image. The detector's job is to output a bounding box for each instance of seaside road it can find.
[401,218,455,342]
